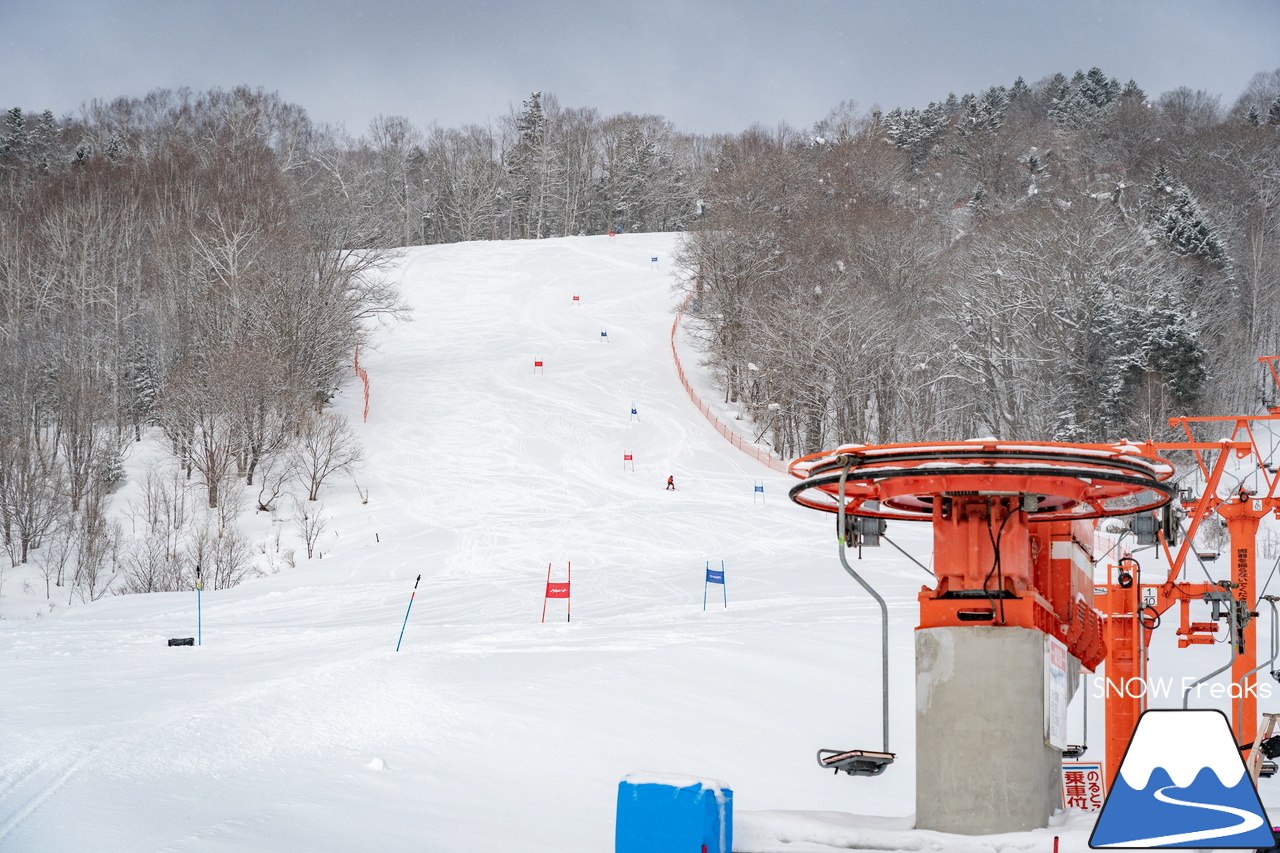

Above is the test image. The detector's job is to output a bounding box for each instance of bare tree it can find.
[290,411,363,501]
[293,498,327,559]
[0,434,65,566]
[33,520,74,598]
[156,355,242,509]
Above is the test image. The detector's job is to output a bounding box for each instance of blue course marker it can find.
[704,561,726,610]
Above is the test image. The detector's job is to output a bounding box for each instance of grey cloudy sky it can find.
[4,0,1278,135]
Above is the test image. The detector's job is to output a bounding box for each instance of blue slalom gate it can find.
[704,561,726,610]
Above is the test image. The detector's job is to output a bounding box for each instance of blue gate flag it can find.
[704,560,727,610]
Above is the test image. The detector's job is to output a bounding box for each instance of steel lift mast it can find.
[1096,355,1280,788]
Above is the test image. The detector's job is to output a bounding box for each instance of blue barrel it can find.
[615,773,732,853]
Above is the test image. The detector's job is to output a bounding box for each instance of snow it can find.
[0,233,1275,852]
[620,771,731,791]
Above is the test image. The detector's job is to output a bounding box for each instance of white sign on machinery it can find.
[1044,634,1069,750]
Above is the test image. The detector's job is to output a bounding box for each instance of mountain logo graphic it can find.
[1090,709,1277,848]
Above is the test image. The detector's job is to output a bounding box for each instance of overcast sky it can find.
[4,0,1278,136]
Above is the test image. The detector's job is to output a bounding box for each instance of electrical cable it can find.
[982,497,1013,625]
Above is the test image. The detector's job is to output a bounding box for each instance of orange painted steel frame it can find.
[1093,357,1280,788]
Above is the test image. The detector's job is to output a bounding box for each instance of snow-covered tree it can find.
[1049,67,1122,128]
[1149,174,1231,269]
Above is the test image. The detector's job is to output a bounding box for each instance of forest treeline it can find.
[1,70,1277,599]
[678,69,1280,459]
[0,88,405,600]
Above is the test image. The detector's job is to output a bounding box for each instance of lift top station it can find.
[785,357,1280,835]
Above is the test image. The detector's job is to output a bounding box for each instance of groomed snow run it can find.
[0,234,1264,852]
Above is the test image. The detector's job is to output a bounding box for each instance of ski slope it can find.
[0,233,1271,852]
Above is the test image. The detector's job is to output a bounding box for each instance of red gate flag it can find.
[542,562,571,623]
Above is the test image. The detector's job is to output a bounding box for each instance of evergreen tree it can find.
[507,91,549,238]
[1081,67,1121,107]
[1268,95,1280,127]
[1096,286,1142,436]
[126,345,160,441]
[1121,79,1146,101]
[1142,287,1207,408]
[1247,106,1263,126]
[1049,67,1121,127]
[881,107,904,143]
[1,106,27,164]
[1159,183,1230,268]
[33,110,57,172]
[886,101,948,166]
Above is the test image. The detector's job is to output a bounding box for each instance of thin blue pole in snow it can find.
[396,574,422,652]
[195,566,202,646]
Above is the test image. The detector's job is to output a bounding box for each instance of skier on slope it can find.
[666,475,675,490]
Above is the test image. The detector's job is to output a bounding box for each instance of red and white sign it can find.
[1062,761,1105,811]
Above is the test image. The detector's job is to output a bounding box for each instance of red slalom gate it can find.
[542,562,571,623]
[533,359,544,375]
[623,453,634,471]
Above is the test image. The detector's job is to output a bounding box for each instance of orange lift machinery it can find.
[787,356,1280,820]
[1096,355,1280,788]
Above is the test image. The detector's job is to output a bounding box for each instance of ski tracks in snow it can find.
[0,746,94,844]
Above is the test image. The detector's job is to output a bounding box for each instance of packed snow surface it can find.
[1,234,1275,852]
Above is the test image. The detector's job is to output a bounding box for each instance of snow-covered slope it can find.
[0,234,1268,852]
